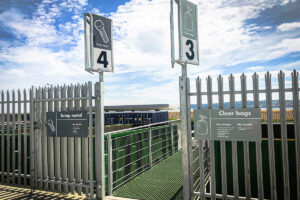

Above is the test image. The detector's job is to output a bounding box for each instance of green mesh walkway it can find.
[113,151,183,200]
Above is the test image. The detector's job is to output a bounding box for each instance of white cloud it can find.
[277,22,300,31]
[268,38,300,58]
[0,2,91,91]
[247,66,266,71]
[0,0,299,105]
[110,0,277,75]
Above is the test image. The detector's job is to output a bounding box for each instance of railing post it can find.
[108,133,113,196]
[148,126,152,168]
[170,122,174,154]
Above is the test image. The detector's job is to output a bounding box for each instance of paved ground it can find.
[0,185,86,200]
[0,185,138,200]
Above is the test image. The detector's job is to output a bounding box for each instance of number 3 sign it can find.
[180,0,199,65]
[84,13,114,72]
[170,0,199,66]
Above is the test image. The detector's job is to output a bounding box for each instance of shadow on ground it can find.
[0,185,87,200]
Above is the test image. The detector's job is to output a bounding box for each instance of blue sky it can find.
[0,0,300,105]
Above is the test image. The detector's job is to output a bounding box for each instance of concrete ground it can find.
[0,185,137,200]
[0,185,86,200]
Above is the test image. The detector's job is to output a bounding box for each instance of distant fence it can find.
[168,110,295,121]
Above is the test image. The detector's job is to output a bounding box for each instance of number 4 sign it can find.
[84,13,114,72]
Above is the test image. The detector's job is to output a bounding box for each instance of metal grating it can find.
[113,151,183,200]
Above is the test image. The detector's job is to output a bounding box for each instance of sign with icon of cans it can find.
[179,0,199,65]
[84,13,114,72]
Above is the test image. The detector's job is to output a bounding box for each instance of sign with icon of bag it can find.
[179,0,199,65]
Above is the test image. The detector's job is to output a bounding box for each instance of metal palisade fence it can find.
[185,70,300,200]
[0,82,99,198]
[0,81,180,199]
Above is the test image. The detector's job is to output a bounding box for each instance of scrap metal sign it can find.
[46,110,88,137]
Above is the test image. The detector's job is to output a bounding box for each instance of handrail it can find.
[105,119,180,136]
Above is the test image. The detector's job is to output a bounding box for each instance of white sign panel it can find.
[84,13,114,72]
[179,0,199,65]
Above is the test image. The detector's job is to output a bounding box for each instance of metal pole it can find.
[108,133,113,196]
[170,123,174,154]
[265,72,277,200]
[95,72,105,199]
[148,126,152,168]
[35,88,42,188]
[88,82,94,198]
[170,0,175,68]
[179,63,192,200]
[1,91,5,184]
[186,75,194,194]
[30,87,36,189]
[292,70,300,200]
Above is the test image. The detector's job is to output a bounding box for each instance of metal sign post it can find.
[84,12,114,199]
[170,0,198,199]
[178,64,194,200]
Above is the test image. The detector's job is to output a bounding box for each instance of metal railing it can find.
[105,120,180,195]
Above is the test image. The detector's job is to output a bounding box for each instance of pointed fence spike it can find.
[253,72,259,79]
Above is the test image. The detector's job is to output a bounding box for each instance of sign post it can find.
[84,12,114,199]
[170,0,198,199]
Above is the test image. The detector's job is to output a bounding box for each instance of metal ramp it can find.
[113,151,183,200]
